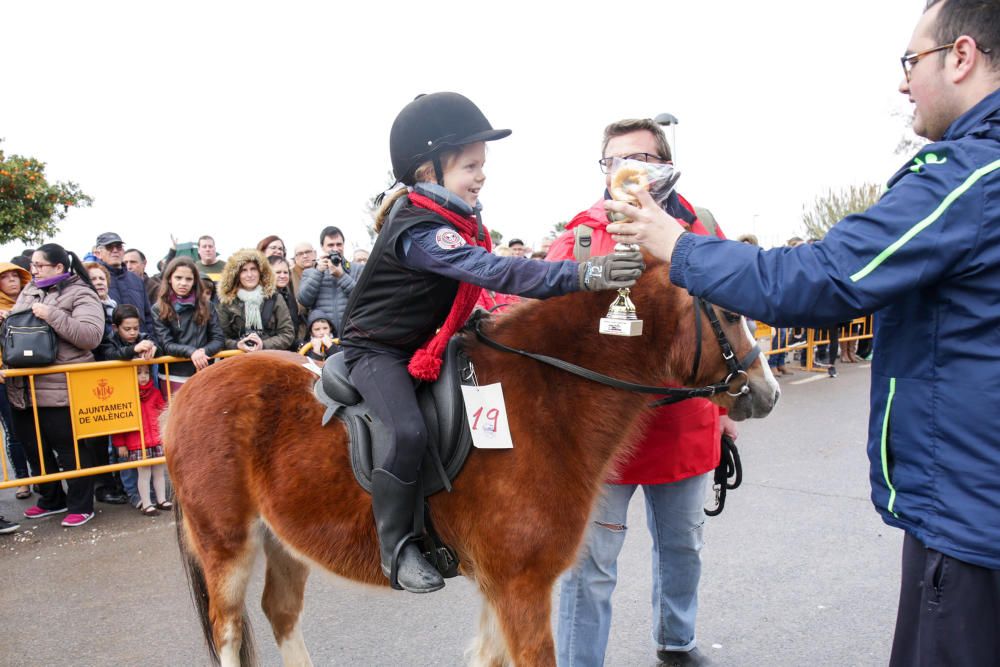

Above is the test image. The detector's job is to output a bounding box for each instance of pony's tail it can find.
[175,499,257,666]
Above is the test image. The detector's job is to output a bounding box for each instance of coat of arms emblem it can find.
[93,379,114,401]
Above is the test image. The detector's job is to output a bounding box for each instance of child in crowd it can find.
[339,92,643,593]
[97,303,160,506]
[112,365,170,516]
[152,257,225,393]
[97,304,157,362]
[303,311,336,366]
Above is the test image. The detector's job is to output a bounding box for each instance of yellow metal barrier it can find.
[0,351,242,490]
[755,315,874,372]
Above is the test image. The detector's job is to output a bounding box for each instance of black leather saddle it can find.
[313,336,475,497]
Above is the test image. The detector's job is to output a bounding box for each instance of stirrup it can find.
[386,531,418,590]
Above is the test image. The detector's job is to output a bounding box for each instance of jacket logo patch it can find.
[910,152,947,173]
[435,229,466,250]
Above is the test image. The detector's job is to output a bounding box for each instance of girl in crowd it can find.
[0,261,33,499]
[217,250,294,353]
[112,364,169,516]
[152,257,225,393]
[257,235,286,259]
[268,255,304,349]
[7,244,105,528]
[339,92,642,593]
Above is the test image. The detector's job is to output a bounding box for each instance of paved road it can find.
[0,361,899,666]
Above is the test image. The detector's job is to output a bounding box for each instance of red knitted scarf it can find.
[406,191,492,381]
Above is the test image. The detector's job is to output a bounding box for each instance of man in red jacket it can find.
[549,118,738,667]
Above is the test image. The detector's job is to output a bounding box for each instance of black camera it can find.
[327,251,343,267]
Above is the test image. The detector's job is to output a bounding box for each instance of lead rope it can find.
[704,433,743,516]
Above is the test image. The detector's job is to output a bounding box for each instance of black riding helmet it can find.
[390,92,511,186]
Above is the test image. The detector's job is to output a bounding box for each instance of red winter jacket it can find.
[112,380,166,451]
[547,196,724,484]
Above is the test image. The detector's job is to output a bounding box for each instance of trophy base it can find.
[599,317,644,337]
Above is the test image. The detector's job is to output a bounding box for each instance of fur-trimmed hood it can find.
[218,249,277,304]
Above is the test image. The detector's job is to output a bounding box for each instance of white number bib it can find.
[461,383,514,449]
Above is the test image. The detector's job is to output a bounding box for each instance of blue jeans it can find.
[768,328,790,368]
[557,474,709,666]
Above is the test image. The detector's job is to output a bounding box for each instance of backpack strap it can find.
[573,225,593,262]
[693,206,720,238]
[262,295,276,329]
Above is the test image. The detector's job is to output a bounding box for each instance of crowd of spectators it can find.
[0,225,381,534]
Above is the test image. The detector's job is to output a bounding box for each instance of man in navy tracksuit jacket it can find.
[605,2,1000,664]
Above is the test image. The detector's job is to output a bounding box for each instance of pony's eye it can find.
[723,311,741,324]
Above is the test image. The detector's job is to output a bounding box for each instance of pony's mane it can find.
[463,258,688,388]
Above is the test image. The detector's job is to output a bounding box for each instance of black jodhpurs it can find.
[346,350,428,483]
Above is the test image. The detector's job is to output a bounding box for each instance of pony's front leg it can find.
[480,577,557,667]
[262,533,314,667]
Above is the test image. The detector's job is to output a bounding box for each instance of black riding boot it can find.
[371,468,445,593]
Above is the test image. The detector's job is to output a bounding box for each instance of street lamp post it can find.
[654,112,679,161]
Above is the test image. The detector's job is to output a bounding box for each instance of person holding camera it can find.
[216,249,295,353]
[297,226,357,335]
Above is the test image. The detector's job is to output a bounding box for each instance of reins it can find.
[471,297,761,407]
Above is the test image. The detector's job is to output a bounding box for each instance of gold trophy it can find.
[599,163,647,337]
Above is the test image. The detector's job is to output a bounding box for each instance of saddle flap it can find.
[321,352,362,406]
[430,337,473,475]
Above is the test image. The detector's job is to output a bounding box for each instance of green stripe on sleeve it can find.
[881,377,898,517]
[851,158,1000,282]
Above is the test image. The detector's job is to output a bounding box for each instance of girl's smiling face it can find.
[442,142,487,209]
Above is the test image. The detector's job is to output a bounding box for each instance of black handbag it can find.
[2,309,58,368]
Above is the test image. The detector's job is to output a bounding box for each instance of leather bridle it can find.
[471,296,762,407]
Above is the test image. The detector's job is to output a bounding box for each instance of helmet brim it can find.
[452,128,512,146]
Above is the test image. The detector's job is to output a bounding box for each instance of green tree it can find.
[0,140,92,244]
[489,229,503,246]
[801,183,881,240]
[551,220,568,236]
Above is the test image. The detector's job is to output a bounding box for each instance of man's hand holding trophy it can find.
[598,158,680,336]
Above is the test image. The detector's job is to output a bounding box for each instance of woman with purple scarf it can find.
[5,243,106,528]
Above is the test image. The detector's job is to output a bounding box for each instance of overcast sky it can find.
[2,0,921,262]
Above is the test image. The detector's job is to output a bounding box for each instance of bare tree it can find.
[892,109,928,156]
[801,183,882,240]
[363,169,397,243]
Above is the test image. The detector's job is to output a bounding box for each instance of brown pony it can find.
[165,260,779,666]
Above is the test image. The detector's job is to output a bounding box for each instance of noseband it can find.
[471,296,762,407]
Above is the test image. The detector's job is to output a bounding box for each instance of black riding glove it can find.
[577,250,645,291]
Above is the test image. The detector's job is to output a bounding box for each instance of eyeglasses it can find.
[294,250,315,257]
[598,153,666,174]
[103,243,125,251]
[901,41,993,82]
[30,262,54,270]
